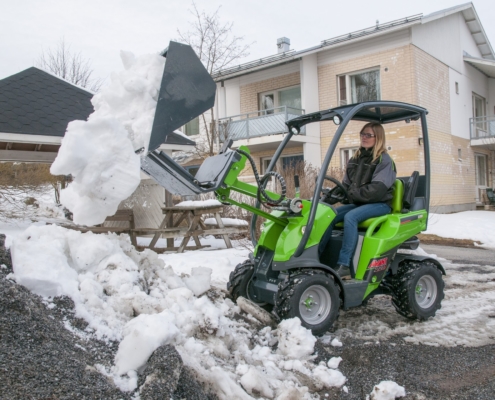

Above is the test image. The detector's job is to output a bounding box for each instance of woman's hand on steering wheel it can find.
[321,176,349,205]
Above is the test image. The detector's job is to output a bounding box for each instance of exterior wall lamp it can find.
[418,137,423,146]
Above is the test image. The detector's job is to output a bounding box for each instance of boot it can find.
[335,264,351,280]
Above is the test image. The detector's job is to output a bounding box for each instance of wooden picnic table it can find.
[132,203,247,253]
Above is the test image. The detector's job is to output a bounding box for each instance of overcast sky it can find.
[1,0,494,82]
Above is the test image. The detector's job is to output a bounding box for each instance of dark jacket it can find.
[343,148,396,206]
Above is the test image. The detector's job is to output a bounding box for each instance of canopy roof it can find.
[287,101,427,131]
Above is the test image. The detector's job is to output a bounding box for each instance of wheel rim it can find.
[415,275,438,309]
[299,285,332,325]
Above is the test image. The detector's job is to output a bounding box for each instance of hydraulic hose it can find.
[235,148,286,208]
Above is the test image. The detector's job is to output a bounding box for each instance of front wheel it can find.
[388,261,445,320]
[227,261,271,310]
[275,270,340,336]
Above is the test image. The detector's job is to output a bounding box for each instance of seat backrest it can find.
[391,179,404,214]
[402,171,420,211]
[487,188,495,200]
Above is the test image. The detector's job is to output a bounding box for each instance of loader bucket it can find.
[148,41,216,153]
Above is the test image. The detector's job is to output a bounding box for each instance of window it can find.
[184,117,200,136]
[341,148,358,169]
[475,154,487,186]
[455,82,459,94]
[262,154,304,173]
[338,69,381,105]
[259,86,301,114]
[472,93,487,135]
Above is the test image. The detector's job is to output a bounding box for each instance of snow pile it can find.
[175,199,222,208]
[204,217,248,226]
[11,225,347,398]
[368,380,405,399]
[425,211,495,248]
[51,52,166,226]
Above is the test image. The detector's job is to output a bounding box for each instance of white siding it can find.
[449,68,471,139]
[224,81,241,117]
[412,13,463,72]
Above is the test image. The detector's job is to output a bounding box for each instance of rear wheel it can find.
[275,270,340,336]
[388,261,444,320]
[227,261,271,310]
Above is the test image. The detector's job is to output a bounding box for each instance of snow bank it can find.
[51,52,165,226]
[11,225,347,398]
[425,211,495,248]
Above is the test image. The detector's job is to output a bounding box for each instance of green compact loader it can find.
[143,41,445,335]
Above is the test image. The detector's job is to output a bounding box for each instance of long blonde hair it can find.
[354,122,387,162]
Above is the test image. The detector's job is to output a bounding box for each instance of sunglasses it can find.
[360,132,376,139]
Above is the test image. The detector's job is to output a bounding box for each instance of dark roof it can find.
[163,131,196,146]
[0,67,94,136]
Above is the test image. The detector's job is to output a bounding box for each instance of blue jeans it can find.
[319,203,391,269]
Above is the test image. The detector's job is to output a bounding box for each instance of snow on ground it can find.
[425,211,495,248]
[332,245,495,347]
[9,225,346,398]
[2,208,495,398]
[50,52,166,226]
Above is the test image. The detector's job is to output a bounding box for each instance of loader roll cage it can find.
[250,101,431,257]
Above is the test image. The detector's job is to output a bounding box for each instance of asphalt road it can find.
[421,244,495,266]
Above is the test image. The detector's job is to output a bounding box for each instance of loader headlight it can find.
[301,226,306,234]
[290,126,300,135]
[333,115,341,125]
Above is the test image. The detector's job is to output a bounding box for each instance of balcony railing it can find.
[470,116,495,139]
[217,106,305,142]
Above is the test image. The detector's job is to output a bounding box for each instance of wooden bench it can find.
[60,209,137,246]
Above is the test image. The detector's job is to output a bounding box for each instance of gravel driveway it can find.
[1,243,494,399]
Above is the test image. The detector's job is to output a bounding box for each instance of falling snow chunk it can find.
[51,52,166,226]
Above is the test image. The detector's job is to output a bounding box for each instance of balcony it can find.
[217,106,306,142]
[470,116,495,149]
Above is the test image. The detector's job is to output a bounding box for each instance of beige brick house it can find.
[185,3,495,213]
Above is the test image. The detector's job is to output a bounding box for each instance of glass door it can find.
[472,93,487,137]
[475,153,488,203]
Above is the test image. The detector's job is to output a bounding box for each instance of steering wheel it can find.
[322,175,350,204]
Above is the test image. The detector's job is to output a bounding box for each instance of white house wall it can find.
[449,68,471,139]
[317,29,411,67]
[459,13,485,59]
[300,53,321,168]
[412,13,463,72]
[489,78,495,116]
[223,80,241,118]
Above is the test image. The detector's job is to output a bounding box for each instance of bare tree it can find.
[177,2,252,156]
[36,38,103,92]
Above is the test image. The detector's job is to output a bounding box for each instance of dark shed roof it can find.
[0,67,94,136]
[0,67,195,147]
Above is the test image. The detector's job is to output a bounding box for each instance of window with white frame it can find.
[341,148,358,169]
[184,116,200,136]
[261,154,304,174]
[259,86,301,114]
[338,68,381,105]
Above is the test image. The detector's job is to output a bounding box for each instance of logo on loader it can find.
[367,257,388,272]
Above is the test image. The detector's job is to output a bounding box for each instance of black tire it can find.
[388,260,444,320]
[275,270,340,336]
[227,261,271,310]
